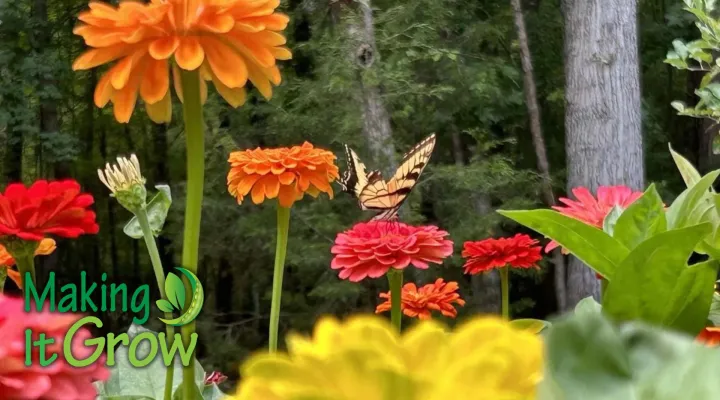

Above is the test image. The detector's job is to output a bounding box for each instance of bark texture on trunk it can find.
[511,0,567,311]
[563,0,644,307]
[347,0,396,171]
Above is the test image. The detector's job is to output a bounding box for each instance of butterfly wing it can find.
[359,134,437,220]
[340,145,372,198]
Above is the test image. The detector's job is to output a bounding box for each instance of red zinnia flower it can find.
[376,278,466,319]
[462,234,542,275]
[697,327,720,347]
[0,294,109,399]
[0,180,99,241]
[546,185,643,253]
[331,221,453,282]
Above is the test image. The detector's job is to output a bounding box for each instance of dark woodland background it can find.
[0,0,716,388]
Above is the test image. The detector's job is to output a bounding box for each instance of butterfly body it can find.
[339,134,437,220]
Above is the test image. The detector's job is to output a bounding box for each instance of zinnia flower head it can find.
[204,371,228,386]
[331,221,454,282]
[462,234,542,275]
[98,154,148,211]
[0,294,110,399]
[0,180,99,241]
[547,185,643,252]
[0,239,57,288]
[72,0,292,123]
[227,142,339,208]
[230,314,543,400]
[697,327,720,347]
[376,278,466,320]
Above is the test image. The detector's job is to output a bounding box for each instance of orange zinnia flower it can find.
[376,278,466,320]
[227,142,339,208]
[697,327,720,347]
[1,239,57,288]
[72,0,292,123]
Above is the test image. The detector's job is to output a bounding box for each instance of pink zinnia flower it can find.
[330,221,453,282]
[0,295,109,399]
[462,234,543,275]
[546,185,643,252]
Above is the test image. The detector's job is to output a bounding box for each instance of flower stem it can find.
[601,277,608,301]
[179,68,205,400]
[15,252,36,291]
[387,269,403,332]
[500,267,510,320]
[269,205,291,352]
[135,210,175,400]
[0,268,7,294]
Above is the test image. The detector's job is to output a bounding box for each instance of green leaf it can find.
[574,296,602,317]
[538,310,720,400]
[94,324,206,399]
[666,170,719,229]
[670,144,703,188]
[509,319,550,334]
[602,205,624,236]
[165,272,186,310]
[156,299,175,313]
[603,223,712,325]
[663,260,720,334]
[612,184,667,250]
[172,383,204,400]
[124,185,173,239]
[498,209,629,278]
[709,291,720,326]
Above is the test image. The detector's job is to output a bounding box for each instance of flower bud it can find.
[98,154,147,212]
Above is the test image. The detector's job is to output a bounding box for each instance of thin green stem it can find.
[15,252,36,292]
[601,277,608,302]
[179,68,205,400]
[500,267,510,320]
[269,205,291,352]
[0,268,6,294]
[136,210,175,400]
[387,269,403,332]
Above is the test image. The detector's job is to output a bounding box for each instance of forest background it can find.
[0,0,712,389]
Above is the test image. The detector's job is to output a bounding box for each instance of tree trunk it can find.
[347,0,397,171]
[4,129,23,183]
[511,0,567,311]
[563,0,644,307]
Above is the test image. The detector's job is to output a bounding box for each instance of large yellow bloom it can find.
[72,0,292,123]
[231,315,543,400]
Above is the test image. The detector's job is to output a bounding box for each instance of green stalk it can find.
[269,205,291,352]
[136,210,175,400]
[601,277,609,301]
[179,68,205,400]
[15,252,36,291]
[0,268,6,294]
[500,267,510,320]
[387,269,403,332]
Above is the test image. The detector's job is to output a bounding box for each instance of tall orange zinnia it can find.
[72,0,292,123]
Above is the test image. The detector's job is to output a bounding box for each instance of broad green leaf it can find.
[574,296,602,317]
[669,144,703,188]
[537,310,720,400]
[201,384,227,400]
[602,205,624,236]
[709,291,720,326]
[612,184,667,250]
[156,299,175,313]
[603,223,712,325]
[165,272,186,310]
[509,319,550,334]
[663,260,720,334]
[498,209,629,278]
[95,324,206,399]
[124,185,173,239]
[172,383,204,400]
[666,170,719,229]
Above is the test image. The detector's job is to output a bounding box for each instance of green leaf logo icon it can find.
[156,267,204,327]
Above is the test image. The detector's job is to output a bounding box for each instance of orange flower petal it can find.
[145,92,172,123]
[73,44,139,70]
[111,50,148,90]
[234,174,263,196]
[140,58,170,104]
[277,183,297,208]
[35,239,57,256]
[149,37,180,60]
[263,176,280,199]
[251,180,266,204]
[94,71,115,108]
[210,70,247,108]
[278,172,295,185]
[198,13,235,33]
[111,62,144,123]
[270,47,292,60]
[176,37,205,71]
[7,268,21,288]
[246,63,272,99]
[245,13,289,31]
[201,37,248,89]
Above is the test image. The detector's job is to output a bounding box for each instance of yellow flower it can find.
[231,315,543,400]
